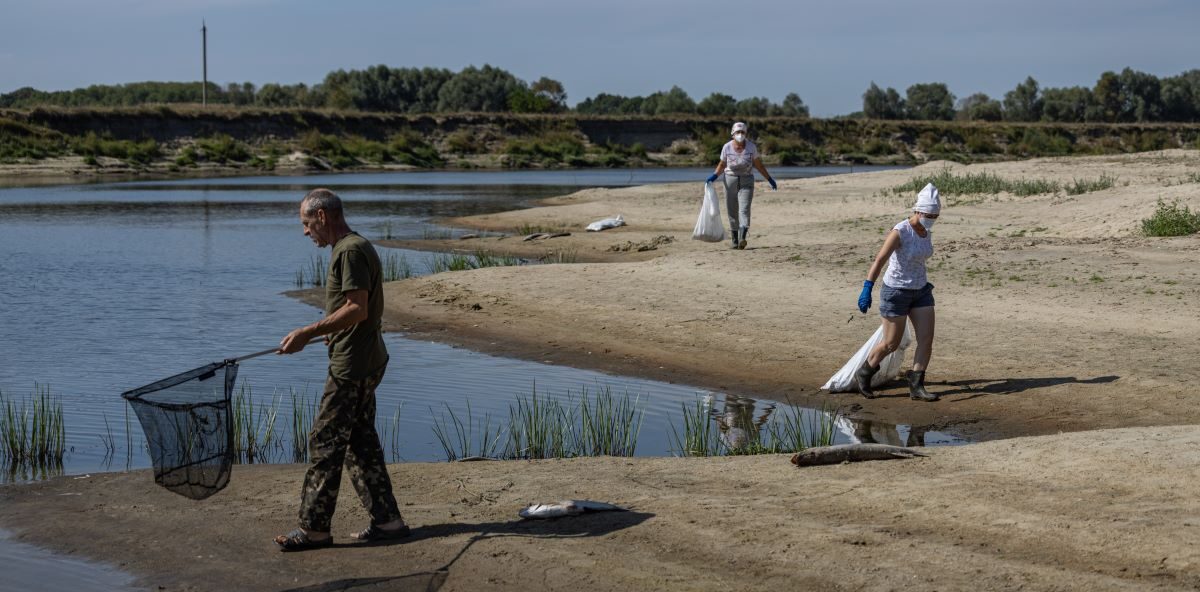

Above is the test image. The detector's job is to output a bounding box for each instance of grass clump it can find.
[1065,173,1118,195]
[502,132,587,167]
[0,384,66,468]
[195,134,253,163]
[892,169,1060,197]
[1141,199,1200,237]
[71,132,160,165]
[426,250,522,274]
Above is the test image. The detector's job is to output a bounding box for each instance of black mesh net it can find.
[122,361,237,500]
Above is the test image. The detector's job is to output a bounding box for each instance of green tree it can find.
[905,82,955,120]
[862,82,905,119]
[530,77,567,111]
[1040,86,1096,122]
[734,96,772,116]
[956,93,1002,121]
[697,92,736,116]
[642,86,696,115]
[436,65,522,112]
[776,92,810,117]
[1003,76,1042,121]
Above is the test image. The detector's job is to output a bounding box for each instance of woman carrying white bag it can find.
[853,183,942,402]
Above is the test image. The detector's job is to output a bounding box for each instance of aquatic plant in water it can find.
[0,384,66,468]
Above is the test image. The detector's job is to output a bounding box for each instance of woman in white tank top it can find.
[852,183,941,402]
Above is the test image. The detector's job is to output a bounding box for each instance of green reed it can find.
[294,255,326,287]
[100,412,117,457]
[507,388,576,460]
[380,402,405,462]
[430,402,505,461]
[543,248,579,264]
[289,386,317,462]
[669,397,722,457]
[231,384,284,463]
[670,396,843,457]
[762,402,844,453]
[577,386,644,457]
[471,249,522,268]
[382,251,415,281]
[0,384,67,467]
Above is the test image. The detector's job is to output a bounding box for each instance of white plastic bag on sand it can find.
[586,214,624,232]
[822,324,912,392]
[692,182,725,242]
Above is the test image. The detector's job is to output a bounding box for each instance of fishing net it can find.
[122,360,238,500]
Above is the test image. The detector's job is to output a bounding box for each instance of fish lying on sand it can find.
[519,500,627,519]
[790,443,927,467]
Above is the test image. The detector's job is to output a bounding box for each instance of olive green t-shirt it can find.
[325,232,388,380]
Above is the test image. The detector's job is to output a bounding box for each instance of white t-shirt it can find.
[721,140,757,176]
[882,220,933,289]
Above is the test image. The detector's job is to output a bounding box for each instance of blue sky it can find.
[2,0,1198,116]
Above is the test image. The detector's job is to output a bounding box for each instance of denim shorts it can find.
[879,282,935,318]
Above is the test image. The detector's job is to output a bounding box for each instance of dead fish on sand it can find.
[791,443,927,467]
[519,500,627,519]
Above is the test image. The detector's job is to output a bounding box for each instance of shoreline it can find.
[4,150,1200,589]
[360,150,1200,442]
[4,426,1200,590]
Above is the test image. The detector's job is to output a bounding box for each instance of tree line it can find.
[865,68,1200,123]
[4,64,1200,123]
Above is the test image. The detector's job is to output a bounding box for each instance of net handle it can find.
[230,337,324,364]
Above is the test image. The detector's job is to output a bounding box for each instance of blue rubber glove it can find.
[767,176,778,190]
[706,173,719,184]
[857,280,874,313]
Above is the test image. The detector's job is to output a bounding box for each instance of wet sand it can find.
[3,427,1200,591]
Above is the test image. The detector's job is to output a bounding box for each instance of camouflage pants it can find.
[298,367,401,532]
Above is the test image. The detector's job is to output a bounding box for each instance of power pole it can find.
[201,20,208,106]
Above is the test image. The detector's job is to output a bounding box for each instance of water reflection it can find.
[707,394,776,451]
[699,393,968,453]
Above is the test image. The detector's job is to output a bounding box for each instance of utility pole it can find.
[201,20,208,106]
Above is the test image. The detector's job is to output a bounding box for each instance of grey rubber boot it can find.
[738,226,749,250]
[854,362,879,399]
[907,370,939,402]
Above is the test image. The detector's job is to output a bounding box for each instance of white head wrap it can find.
[731,122,747,135]
[914,183,941,214]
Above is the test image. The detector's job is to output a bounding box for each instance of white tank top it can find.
[882,220,933,289]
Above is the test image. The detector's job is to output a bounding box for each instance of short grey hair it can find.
[301,188,343,218]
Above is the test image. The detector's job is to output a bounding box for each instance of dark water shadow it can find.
[279,511,653,592]
[932,375,1120,401]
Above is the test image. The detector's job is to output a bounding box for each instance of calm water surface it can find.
[0,166,958,482]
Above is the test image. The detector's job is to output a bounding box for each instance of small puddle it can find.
[0,528,140,592]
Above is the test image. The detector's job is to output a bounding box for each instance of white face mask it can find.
[918,215,936,230]
[733,133,746,143]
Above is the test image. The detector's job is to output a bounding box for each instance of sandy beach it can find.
[4,150,1200,590]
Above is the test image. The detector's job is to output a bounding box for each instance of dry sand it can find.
[4,151,1200,590]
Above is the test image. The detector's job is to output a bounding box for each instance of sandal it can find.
[351,523,411,542]
[274,529,333,552]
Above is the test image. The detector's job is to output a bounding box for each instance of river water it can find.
[0,166,961,482]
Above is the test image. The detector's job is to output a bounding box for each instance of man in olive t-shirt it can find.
[273,188,408,551]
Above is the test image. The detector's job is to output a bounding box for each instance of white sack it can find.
[821,324,912,392]
[692,182,725,242]
[586,214,625,232]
